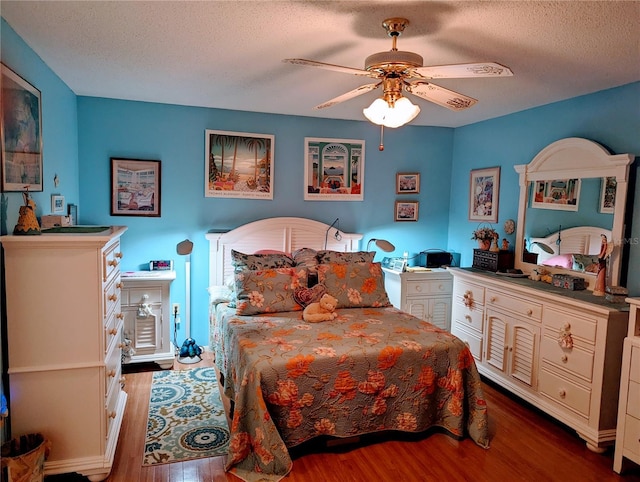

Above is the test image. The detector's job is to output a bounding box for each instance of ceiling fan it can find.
[283,17,513,128]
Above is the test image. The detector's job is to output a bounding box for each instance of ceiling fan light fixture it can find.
[363,96,420,128]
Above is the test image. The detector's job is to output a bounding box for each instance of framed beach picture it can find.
[111,158,161,217]
[1,63,43,192]
[395,200,419,222]
[396,172,420,194]
[205,129,274,199]
[304,137,364,201]
[599,176,616,214]
[531,178,580,211]
[468,167,500,223]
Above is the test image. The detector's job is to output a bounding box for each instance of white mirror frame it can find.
[514,137,634,287]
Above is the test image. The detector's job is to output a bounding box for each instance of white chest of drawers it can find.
[121,271,176,368]
[449,267,628,452]
[614,297,640,473]
[0,227,128,481]
[383,268,452,331]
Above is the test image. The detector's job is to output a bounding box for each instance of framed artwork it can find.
[531,178,580,211]
[205,129,274,199]
[51,195,65,214]
[1,63,43,192]
[111,158,161,217]
[396,172,420,194]
[599,176,616,214]
[469,167,500,223]
[395,200,419,222]
[304,137,364,201]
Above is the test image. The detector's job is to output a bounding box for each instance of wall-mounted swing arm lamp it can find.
[366,238,396,253]
[324,218,343,249]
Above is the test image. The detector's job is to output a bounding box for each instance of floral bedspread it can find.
[212,304,489,482]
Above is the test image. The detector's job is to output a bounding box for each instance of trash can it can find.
[1,433,50,482]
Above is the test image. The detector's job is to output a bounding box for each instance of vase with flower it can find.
[472,225,498,250]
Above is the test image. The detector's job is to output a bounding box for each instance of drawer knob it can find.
[558,389,566,399]
[490,296,497,303]
[118,342,125,349]
[561,355,568,363]
[526,309,533,316]
[116,282,123,289]
[108,328,118,336]
[108,411,117,419]
[115,252,123,259]
[120,377,126,387]
[415,285,422,292]
[464,315,472,322]
[108,259,118,267]
[463,291,474,308]
[107,369,116,377]
[116,313,124,320]
[563,322,571,330]
[108,294,117,302]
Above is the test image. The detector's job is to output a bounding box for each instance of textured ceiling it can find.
[2,1,639,127]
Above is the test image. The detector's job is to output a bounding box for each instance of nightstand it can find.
[383,267,452,331]
[121,271,176,369]
[614,297,640,473]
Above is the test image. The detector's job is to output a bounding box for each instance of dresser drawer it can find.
[103,275,121,319]
[406,279,452,296]
[105,371,122,441]
[104,311,123,353]
[103,240,122,282]
[622,414,640,458]
[451,325,483,361]
[540,335,594,382]
[486,290,542,320]
[454,280,485,306]
[539,366,591,417]
[542,307,597,344]
[631,345,640,383]
[105,338,122,395]
[452,301,484,334]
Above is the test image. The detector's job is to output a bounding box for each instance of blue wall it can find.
[3,17,640,348]
[0,19,78,235]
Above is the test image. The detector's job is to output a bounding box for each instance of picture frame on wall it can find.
[468,167,500,223]
[304,137,364,201]
[396,172,420,194]
[531,178,580,212]
[205,129,274,199]
[111,158,161,217]
[51,195,65,214]
[1,63,43,192]
[395,200,419,222]
[599,176,616,214]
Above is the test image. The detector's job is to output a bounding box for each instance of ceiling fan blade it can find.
[407,81,477,111]
[314,83,380,110]
[283,58,373,77]
[412,62,513,79]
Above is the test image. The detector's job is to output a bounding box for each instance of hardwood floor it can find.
[46,352,640,482]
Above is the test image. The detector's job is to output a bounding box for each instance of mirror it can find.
[514,138,633,288]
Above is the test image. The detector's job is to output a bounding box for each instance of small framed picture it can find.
[51,195,65,214]
[111,158,161,217]
[395,200,419,222]
[599,176,616,214]
[396,172,420,194]
[469,167,500,222]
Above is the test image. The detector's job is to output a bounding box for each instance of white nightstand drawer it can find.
[125,287,163,306]
[486,290,542,321]
[540,335,594,382]
[407,279,452,296]
[539,367,591,417]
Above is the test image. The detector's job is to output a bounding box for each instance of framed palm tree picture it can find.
[205,129,274,199]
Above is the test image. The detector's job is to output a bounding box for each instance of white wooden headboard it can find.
[205,217,363,286]
[529,226,611,264]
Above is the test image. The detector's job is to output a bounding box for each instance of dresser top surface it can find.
[0,225,127,245]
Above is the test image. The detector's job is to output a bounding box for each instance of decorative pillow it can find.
[316,250,375,265]
[317,262,390,309]
[293,283,326,308]
[293,248,319,285]
[235,267,307,315]
[572,254,600,272]
[207,284,233,305]
[231,249,294,271]
[541,254,573,269]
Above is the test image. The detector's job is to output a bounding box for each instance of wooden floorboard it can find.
[45,352,640,482]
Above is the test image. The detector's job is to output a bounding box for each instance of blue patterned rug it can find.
[143,367,230,465]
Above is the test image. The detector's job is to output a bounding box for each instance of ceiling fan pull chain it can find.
[379,125,385,151]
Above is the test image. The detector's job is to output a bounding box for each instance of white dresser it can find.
[449,267,628,452]
[121,271,175,368]
[383,267,452,331]
[0,227,127,481]
[614,297,640,473]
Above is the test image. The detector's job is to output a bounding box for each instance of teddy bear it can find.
[303,293,338,323]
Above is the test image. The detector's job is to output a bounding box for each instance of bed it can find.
[528,226,611,273]
[205,217,489,482]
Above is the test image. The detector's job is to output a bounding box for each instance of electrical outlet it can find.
[172,303,180,316]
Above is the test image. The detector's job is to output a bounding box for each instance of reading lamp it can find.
[530,241,554,254]
[367,238,396,252]
[176,239,202,364]
[324,218,343,249]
